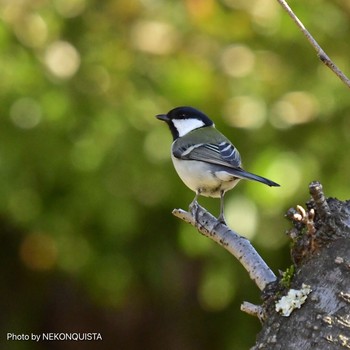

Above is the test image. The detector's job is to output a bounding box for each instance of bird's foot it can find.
[189,200,200,223]
[210,214,227,232]
[217,214,227,226]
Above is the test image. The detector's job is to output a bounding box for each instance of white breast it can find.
[171,155,240,198]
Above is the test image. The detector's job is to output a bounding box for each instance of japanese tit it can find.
[156,106,280,224]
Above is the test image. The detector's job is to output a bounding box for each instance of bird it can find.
[156,106,280,224]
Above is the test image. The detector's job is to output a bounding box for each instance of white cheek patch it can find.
[172,118,205,137]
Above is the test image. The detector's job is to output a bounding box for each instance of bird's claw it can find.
[209,214,227,233]
[217,214,227,226]
[189,200,199,219]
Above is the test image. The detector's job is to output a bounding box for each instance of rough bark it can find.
[173,182,350,349]
[254,184,350,349]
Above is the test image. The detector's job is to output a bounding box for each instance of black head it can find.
[156,106,214,140]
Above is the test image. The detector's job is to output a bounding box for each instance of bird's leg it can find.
[217,191,227,225]
[189,190,200,221]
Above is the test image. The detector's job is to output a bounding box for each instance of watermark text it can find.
[7,332,102,342]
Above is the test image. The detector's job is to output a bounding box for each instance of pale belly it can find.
[172,156,240,198]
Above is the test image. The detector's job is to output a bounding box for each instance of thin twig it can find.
[276,0,350,88]
[241,301,265,320]
[172,205,277,291]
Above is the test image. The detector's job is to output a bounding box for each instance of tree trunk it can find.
[253,189,350,349]
[173,182,350,349]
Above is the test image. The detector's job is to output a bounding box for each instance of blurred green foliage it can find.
[1,0,350,349]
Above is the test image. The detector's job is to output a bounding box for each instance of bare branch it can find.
[241,301,265,320]
[276,0,350,88]
[172,205,277,291]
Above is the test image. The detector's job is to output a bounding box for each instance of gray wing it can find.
[173,140,280,186]
[173,141,242,168]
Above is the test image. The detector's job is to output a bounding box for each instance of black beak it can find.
[156,114,169,122]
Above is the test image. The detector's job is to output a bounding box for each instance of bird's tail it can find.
[235,168,280,187]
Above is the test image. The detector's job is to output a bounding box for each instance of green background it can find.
[1,0,350,349]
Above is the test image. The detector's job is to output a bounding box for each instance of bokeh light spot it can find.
[20,232,58,271]
[198,264,236,311]
[10,97,42,129]
[270,91,319,129]
[223,96,266,129]
[220,44,255,77]
[225,196,258,240]
[130,20,180,55]
[185,0,215,20]
[250,0,280,34]
[14,13,48,48]
[265,152,302,199]
[44,41,81,79]
[54,0,86,18]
